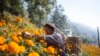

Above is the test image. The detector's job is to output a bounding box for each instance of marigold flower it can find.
[0,23,3,26]
[19,46,25,53]
[40,40,45,43]
[25,39,35,47]
[0,36,6,44]
[47,46,55,54]
[8,41,20,54]
[81,44,100,56]
[0,21,5,27]
[43,48,47,52]
[35,29,45,36]
[28,51,40,56]
[35,31,40,36]
[11,35,19,43]
[0,44,8,51]
[16,17,22,22]
[18,36,23,41]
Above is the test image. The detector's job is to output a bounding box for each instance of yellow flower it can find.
[0,44,8,51]
[25,39,35,47]
[47,46,55,54]
[11,35,19,43]
[0,36,6,44]
[35,29,45,36]
[8,41,20,54]
[18,36,23,41]
[28,51,40,56]
[40,40,45,43]
[35,31,40,36]
[19,46,25,53]
[43,48,47,52]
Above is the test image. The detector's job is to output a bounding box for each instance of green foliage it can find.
[50,5,68,32]
[3,0,57,27]
[25,0,56,27]
[3,0,24,16]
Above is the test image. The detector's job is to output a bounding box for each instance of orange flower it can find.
[0,44,8,51]
[18,36,23,41]
[0,36,6,44]
[25,39,35,47]
[11,35,19,43]
[81,44,100,56]
[0,23,3,26]
[47,46,55,54]
[28,51,40,56]
[8,41,20,54]
[0,21,5,27]
[35,29,45,36]
[16,17,22,22]
[19,46,25,53]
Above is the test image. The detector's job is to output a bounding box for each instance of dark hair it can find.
[44,24,54,31]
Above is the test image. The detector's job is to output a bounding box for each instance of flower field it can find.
[81,44,100,56]
[0,16,63,56]
[0,15,100,56]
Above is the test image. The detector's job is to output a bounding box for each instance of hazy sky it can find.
[58,0,100,29]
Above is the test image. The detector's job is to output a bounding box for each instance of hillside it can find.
[69,21,98,43]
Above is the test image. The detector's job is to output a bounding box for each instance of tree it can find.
[25,0,56,27]
[3,0,24,16]
[50,5,68,32]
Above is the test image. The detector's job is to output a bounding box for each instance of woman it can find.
[41,23,66,56]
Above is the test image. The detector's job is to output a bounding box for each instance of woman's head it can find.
[44,23,55,35]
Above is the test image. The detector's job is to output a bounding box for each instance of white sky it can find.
[58,0,100,29]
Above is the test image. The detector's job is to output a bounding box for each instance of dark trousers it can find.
[60,46,66,56]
